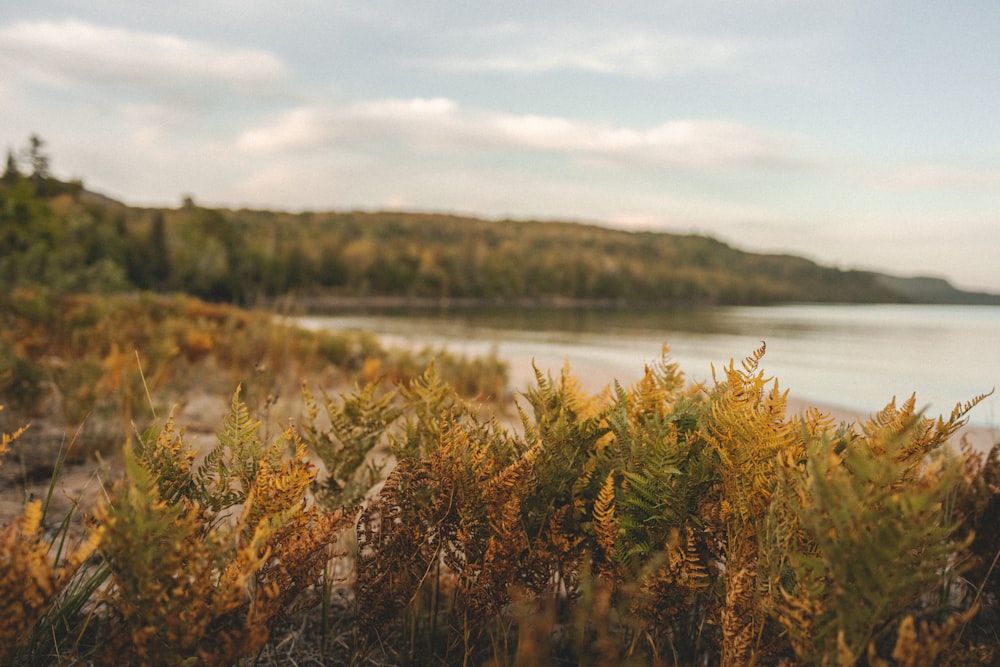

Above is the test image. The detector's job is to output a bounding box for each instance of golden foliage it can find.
[96,388,350,665]
[593,471,618,569]
[0,501,54,659]
[0,406,28,467]
[702,342,802,527]
[0,501,99,663]
[2,341,997,665]
[697,343,806,664]
[96,465,271,665]
[0,416,100,664]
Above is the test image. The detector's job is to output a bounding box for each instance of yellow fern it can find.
[594,471,618,565]
[0,498,101,663]
[0,406,29,468]
[702,344,802,526]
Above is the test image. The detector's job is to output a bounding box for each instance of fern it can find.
[0,407,28,465]
[593,471,618,569]
[602,364,710,573]
[131,410,197,506]
[97,444,274,665]
[391,361,466,460]
[3,340,995,665]
[765,411,977,664]
[93,388,346,665]
[195,385,265,515]
[1,485,100,664]
[519,363,607,536]
[302,379,401,507]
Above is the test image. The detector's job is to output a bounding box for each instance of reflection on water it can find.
[299,304,1000,427]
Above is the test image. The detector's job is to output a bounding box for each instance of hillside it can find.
[2,176,997,306]
[874,274,1000,305]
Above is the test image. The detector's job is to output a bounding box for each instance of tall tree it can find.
[2,149,20,183]
[147,212,171,286]
[23,134,50,181]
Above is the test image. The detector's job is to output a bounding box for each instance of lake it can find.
[298,304,1000,429]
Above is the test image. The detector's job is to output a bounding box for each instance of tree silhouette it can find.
[147,212,171,285]
[2,149,19,183]
[23,134,50,181]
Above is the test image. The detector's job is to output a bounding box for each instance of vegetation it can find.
[0,290,507,461]
[3,134,999,665]
[3,135,997,306]
[2,343,999,665]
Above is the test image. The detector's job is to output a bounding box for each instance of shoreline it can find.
[504,353,998,454]
[784,396,997,454]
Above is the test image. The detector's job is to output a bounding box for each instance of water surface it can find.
[299,304,1000,428]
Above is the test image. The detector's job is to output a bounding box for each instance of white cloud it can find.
[236,107,329,154]
[494,115,801,168]
[236,97,803,170]
[0,18,288,93]
[236,98,462,153]
[424,26,748,78]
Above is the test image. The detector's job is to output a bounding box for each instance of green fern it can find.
[196,385,265,515]
[763,393,985,664]
[302,379,401,507]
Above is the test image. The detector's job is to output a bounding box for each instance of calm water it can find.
[298,304,1000,428]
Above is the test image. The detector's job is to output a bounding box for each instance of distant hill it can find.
[873,274,1000,305]
[2,177,998,307]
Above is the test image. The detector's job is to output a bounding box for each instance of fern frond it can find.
[594,471,618,564]
[948,387,993,424]
[0,408,29,467]
[302,379,401,507]
[218,383,262,455]
[741,341,767,374]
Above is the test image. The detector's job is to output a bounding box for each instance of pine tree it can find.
[23,134,50,182]
[2,149,19,183]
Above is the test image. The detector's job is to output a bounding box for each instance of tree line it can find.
[2,135,984,306]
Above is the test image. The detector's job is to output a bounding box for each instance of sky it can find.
[2,1,999,292]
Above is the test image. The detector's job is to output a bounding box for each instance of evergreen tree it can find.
[147,212,171,286]
[2,149,19,183]
[23,134,50,181]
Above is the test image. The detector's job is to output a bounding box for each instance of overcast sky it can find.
[2,1,998,292]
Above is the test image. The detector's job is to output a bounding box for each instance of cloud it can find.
[422,26,748,78]
[874,164,1000,191]
[236,107,330,154]
[0,18,288,93]
[236,97,804,170]
[222,153,789,230]
[495,115,801,168]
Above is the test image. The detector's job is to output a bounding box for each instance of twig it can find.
[134,349,156,420]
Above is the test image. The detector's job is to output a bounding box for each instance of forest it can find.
[3,142,997,307]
